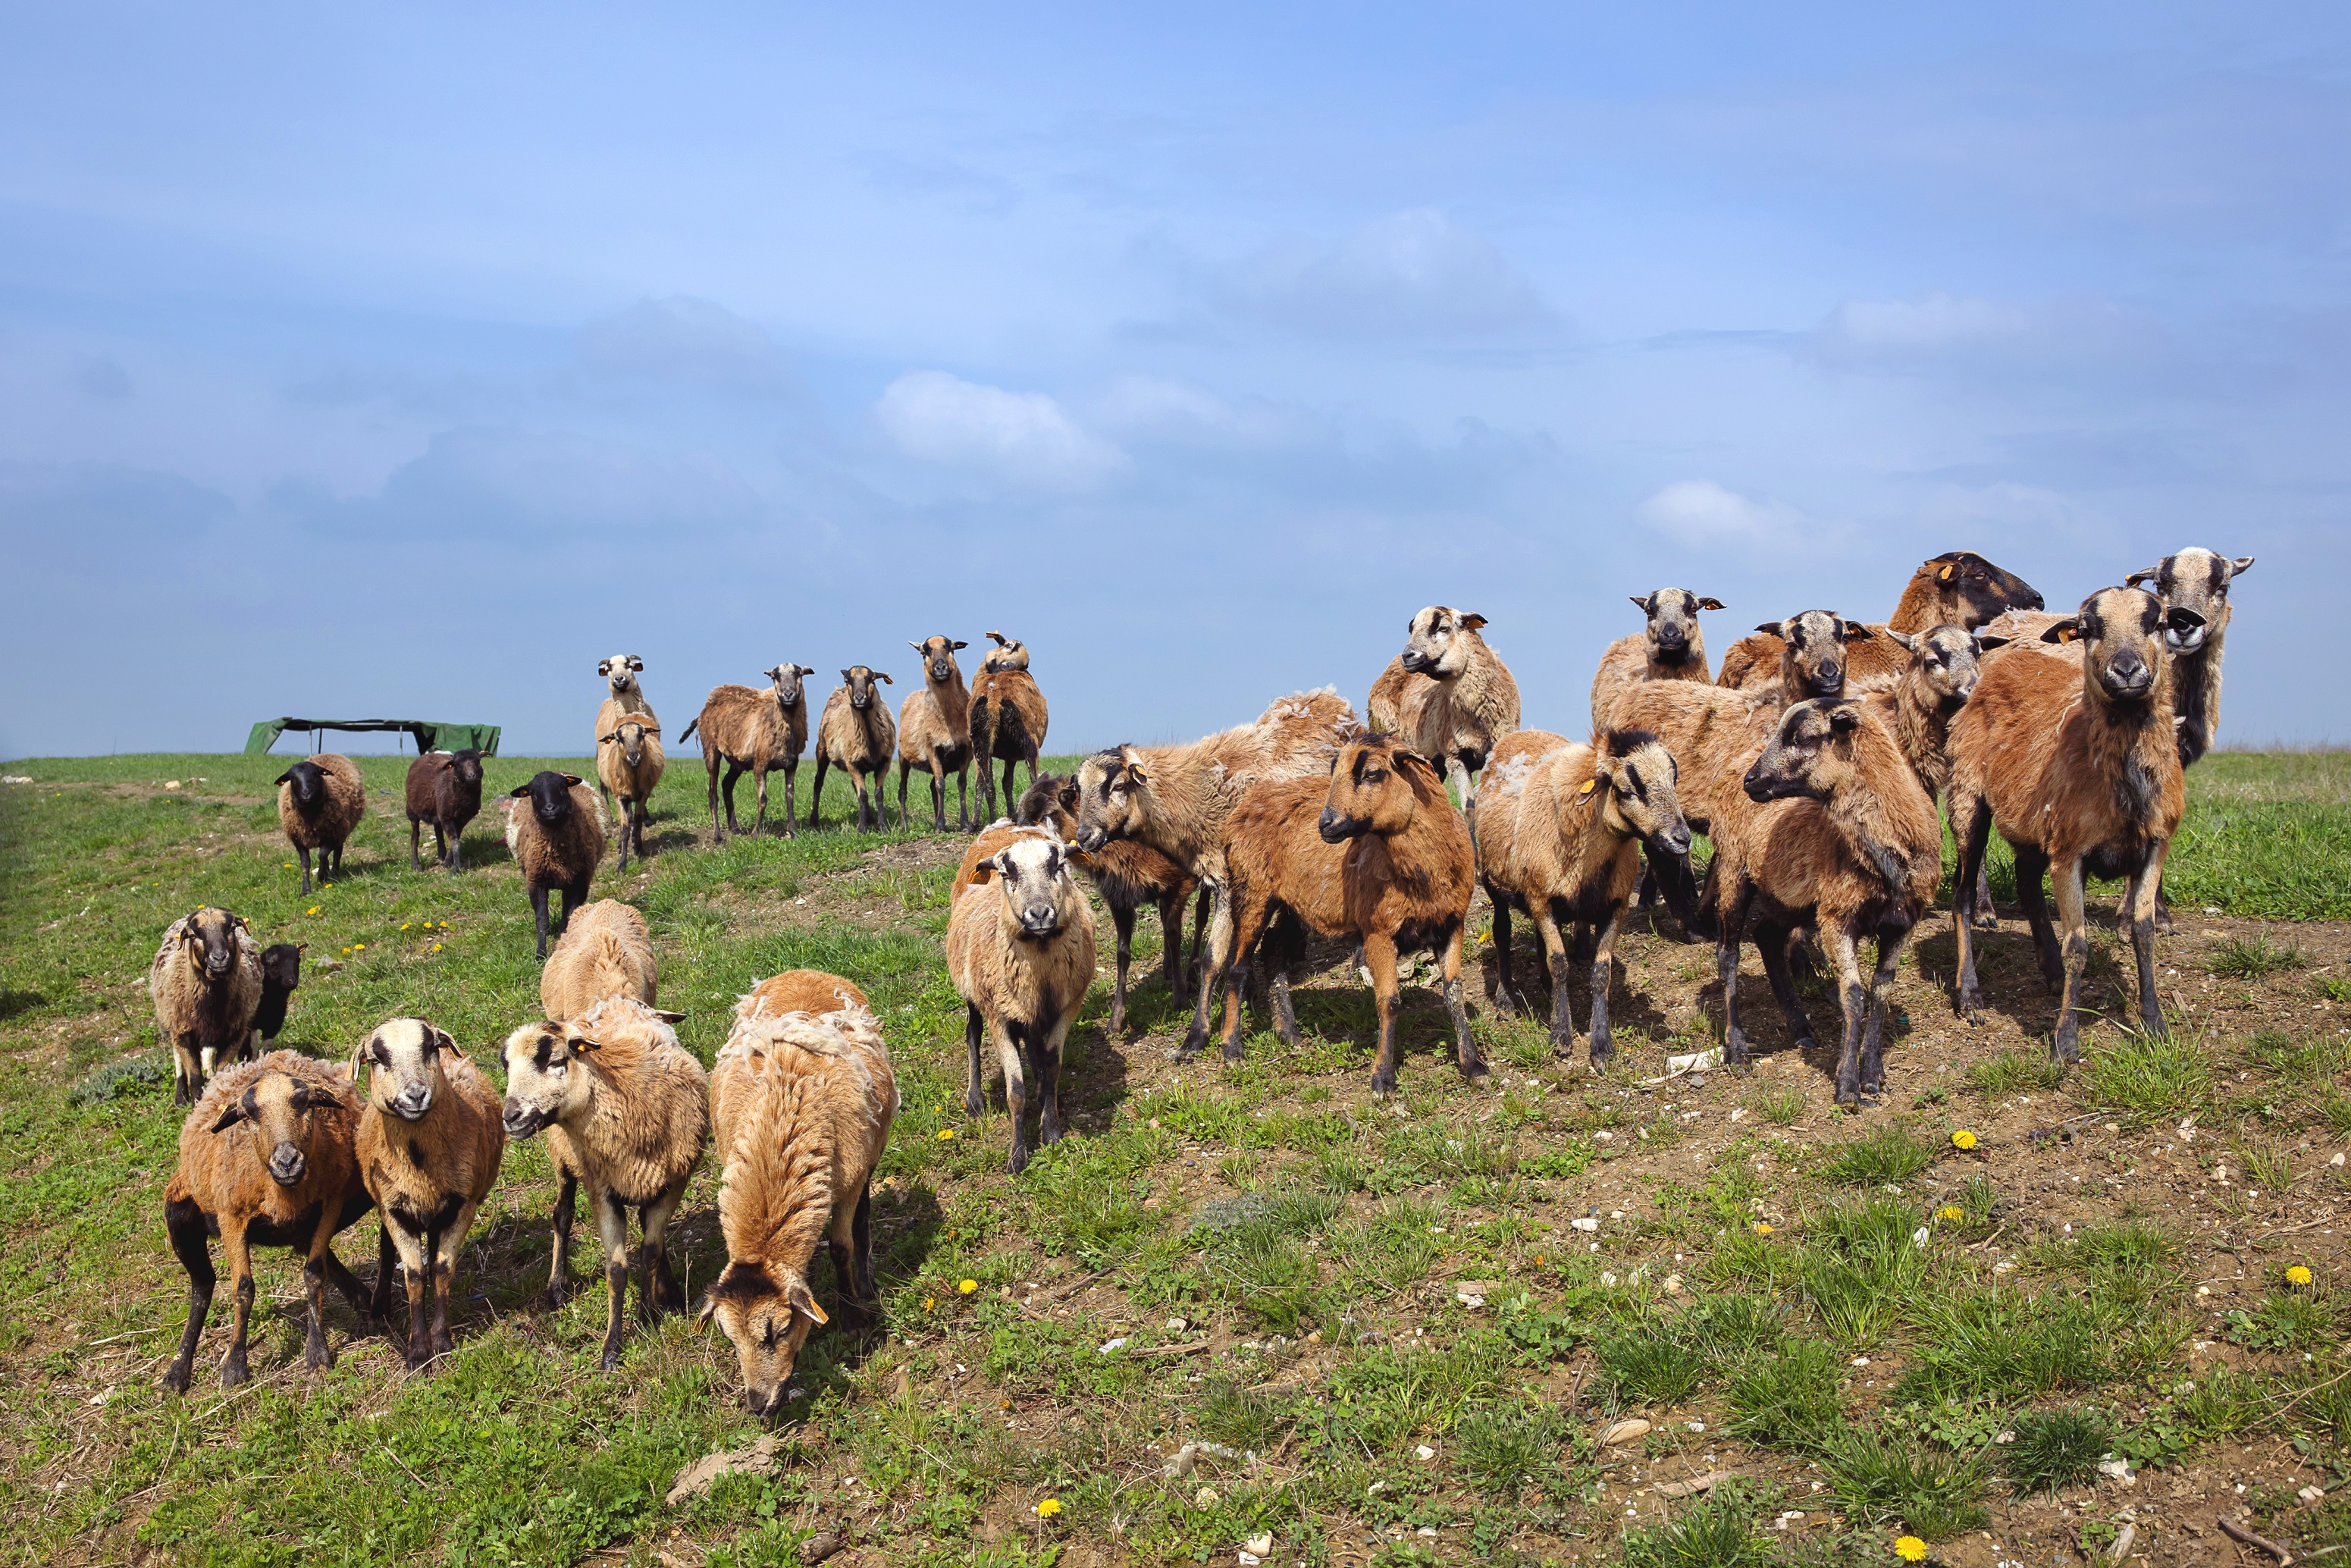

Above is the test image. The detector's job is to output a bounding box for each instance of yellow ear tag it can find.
[1578,779,1597,797]
[1939,563,1955,582]
[2057,627,2077,644]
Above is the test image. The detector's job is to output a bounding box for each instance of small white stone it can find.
[1243,1534,1274,1557]
[1167,1316,1189,1331]
[1237,1555,1262,1566]
[1572,1216,1600,1231]
[1851,1356,1870,1367]
[1099,1338,1128,1355]
[2300,1485,2327,1504]
[1415,1444,1436,1461]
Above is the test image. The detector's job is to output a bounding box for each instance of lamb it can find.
[812,666,898,832]
[540,898,658,1021]
[1366,607,1522,806]
[593,654,656,795]
[700,972,895,1417]
[1948,587,2202,1062]
[596,714,666,870]
[506,770,607,958]
[945,835,1096,1171]
[151,906,264,1105]
[351,1018,508,1369]
[1710,700,1945,1105]
[160,1052,375,1392]
[500,997,708,1368]
[274,754,365,893]
[1718,552,2042,690]
[677,664,814,841]
[404,748,484,872]
[1475,729,1693,1065]
[1017,773,1208,1034]
[896,635,974,833]
[252,942,304,1052]
[1588,591,1726,734]
[970,631,1051,821]
[1217,730,1481,1093]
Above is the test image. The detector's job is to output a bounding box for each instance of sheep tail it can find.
[677,719,700,745]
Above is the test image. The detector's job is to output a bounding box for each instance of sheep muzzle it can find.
[502,1101,548,1138]
[267,1143,307,1185]
[1318,807,1366,843]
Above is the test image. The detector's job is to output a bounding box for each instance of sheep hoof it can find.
[544,1286,568,1311]
[219,1356,249,1390]
[1459,1056,1490,1081]
[161,1363,193,1395]
[1368,1072,1397,1097]
[1970,912,2000,932]
[1956,988,1984,1026]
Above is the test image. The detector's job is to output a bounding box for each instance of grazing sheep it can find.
[253,942,304,1052]
[404,748,485,872]
[897,635,974,833]
[678,665,814,841]
[506,771,607,959]
[970,631,1050,821]
[540,898,658,1021]
[1588,591,1726,735]
[946,835,1096,1171]
[1017,773,1208,1034]
[1718,552,2042,689]
[1366,607,1522,807]
[700,974,895,1417]
[593,654,656,810]
[1948,587,2200,1062]
[151,907,264,1105]
[161,1052,375,1392]
[1475,729,1692,1065]
[500,997,708,1368]
[275,754,365,893]
[352,1018,507,1369]
[1712,700,1944,1105]
[596,715,666,870]
[812,666,898,832]
[1218,730,1481,1093]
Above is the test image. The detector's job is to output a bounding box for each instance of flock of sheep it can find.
[142,544,2252,1403]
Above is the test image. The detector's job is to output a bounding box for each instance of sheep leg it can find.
[1037,1012,1071,1149]
[2014,842,2063,992]
[161,1194,214,1394]
[782,760,799,836]
[1218,887,1271,1062]
[2050,852,2091,1066]
[1951,793,1995,1024]
[219,1223,256,1389]
[897,760,913,833]
[1180,883,1233,1060]
[1532,905,1575,1055]
[428,1200,481,1361]
[643,1181,687,1313]
[1970,860,1998,931]
[302,1206,342,1372]
[1440,924,1484,1080]
[1108,901,1136,1036]
[1826,925,1871,1109]
[557,877,586,941]
[1857,918,1915,1098]
[596,1190,631,1370]
[384,1219,433,1369]
[1756,924,1819,1052]
[370,1222,400,1322]
[616,795,633,870]
[437,821,455,871]
[962,1003,987,1118]
[299,845,314,895]
[955,763,970,833]
[1486,881,1520,1016]
[1717,880,1754,1072]
[1158,889,1187,1005]
[1270,967,1300,1046]
[999,1020,1033,1175]
[809,757,829,829]
[854,770,870,833]
[709,757,730,842]
[1187,885,1211,1003]
[546,1171,578,1307]
[321,1245,373,1320]
[1001,757,1018,814]
[531,885,554,960]
[1587,908,1624,1069]
[850,1180,876,1301]
[2127,840,2171,1039]
[410,817,423,871]
[1365,933,1405,1096]
[173,1036,196,1105]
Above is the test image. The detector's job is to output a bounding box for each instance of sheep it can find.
[2126,547,2254,770]
[678,665,815,841]
[1216,729,1481,1093]
[160,1052,376,1392]
[946,835,1096,1171]
[252,942,304,1052]
[897,635,974,832]
[506,770,607,959]
[1948,587,2201,1062]
[1710,700,1945,1105]
[540,898,658,1021]
[351,1018,508,1369]
[1366,607,1522,808]
[1713,610,1874,706]
[1475,729,1693,1065]
[1588,591,1726,735]
[1070,688,1359,1056]
[274,754,365,893]
[812,666,898,832]
[404,748,484,872]
[1860,624,2008,799]
[1602,677,1785,913]
[970,631,1051,821]
[500,997,708,1368]
[1717,552,2042,690]
[151,907,264,1105]
[593,654,656,812]
[1017,773,1208,1034]
[700,973,895,1417]
[596,714,666,870]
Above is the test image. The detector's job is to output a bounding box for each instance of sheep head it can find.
[1591,729,1692,862]
[600,717,659,769]
[509,771,585,824]
[1632,590,1722,668]
[1396,606,1487,681]
[1070,747,1148,855]
[697,1259,826,1419]
[1756,610,1872,701]
[498,1019,597,1137]
[2039,587,2196,706]
[909,635,967,685]
[840,666,892,710]
[273,760,327,808]
[259,942,304,993]
[2125,547,2253,655]
[1012,773,1079,836]
[447,749,485,789]
[1883,623,2002,708]
[1919,551,2044,629]
[980,631,1030,673]
[350,1018,460,1123]
[1320,732,1441,842]
[763,663,815,709]
[981,835,1081,941]
[597,654,645,698]
[180,906,248,983]
[209,1069,346,1187]
[1743,701,1868,805]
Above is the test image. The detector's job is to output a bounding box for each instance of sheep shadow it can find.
[1679,952,1923,1099]
[1475,930,1675,1055]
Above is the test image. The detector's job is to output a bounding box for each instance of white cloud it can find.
[1638,479,1805,547]
[575,295,789,393]
[876,370,1126,488]
[1089,374,1310,450]
[1218,209,1555,341]
[1810,291,2148,372]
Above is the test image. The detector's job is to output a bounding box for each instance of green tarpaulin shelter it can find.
[243,718,502,756]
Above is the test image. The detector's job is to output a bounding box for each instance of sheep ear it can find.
[1056,778,1078,810]
[1829,707,1862,735]
[1698,597,1725,611]
[908,641,924,654]
[508,783,533,798]
[430,1026,461,1055]
[1842,621,1874,640]
[2039,618,2082,644]
[272,770,293,786]
[2124,565,2158,587]
[305,1087,347,1112]
[346,1040,370,1085]
[598,731,619,745]
[597,660,613,676]
[796,664,815,677]
[629,657,644,671]
[210,1099,248,1132]
[570,1035,602,1054]
[876,672,894,684]
[1460,613,1487,631]
[1972,634,2010,653]
[2230,555,2255,575]
[560,773,583,786]
[841,669,854,684]
[951,640,967,651]
[1939,562,1957,582]
[653,1009,686,1024]
[785,1277,829,1327]
[1883,629,1917,653]
[693,1294,716,1330]
[1629,594,1652,613]
[1754,622,1785,638]
[987,630,1009,645]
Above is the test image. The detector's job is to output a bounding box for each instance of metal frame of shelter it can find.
[243,719,502,757]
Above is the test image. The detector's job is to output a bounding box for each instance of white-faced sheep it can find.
[813,666,898,832]
[700,971,893,1417]
[152,906,264,1105]
[1588,591,1726,734]
[404,749,484,872]
[351,1018,507,1369]
[540,898,658,1020]
[1717,552,2042,690]
[506,770,607,958]
[1860,624,2007,800]
[970,631,1051,821]
[500,997,708,1368]
[597,714,666,870]
[898,635,974,832]
[2127,547,2254,770]
[1475,729,1692,1066]
[678,664,814,841]
[275,754,365,893]
[161,1052,375,1392]
[593,654,656,803]
[1017,773,1208,1035]
[1366,607,1522,807]
[946,835,1096,1171]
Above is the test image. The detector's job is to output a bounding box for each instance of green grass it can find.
[2001,1406,2111,1497]
[2209,931,2312,980]
[2084,1030,2215,1124]
[1818,1121,1941,1186]
[1818,1427,1991,1539]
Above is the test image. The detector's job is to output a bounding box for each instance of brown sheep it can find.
[1366,607,1522,807]
[1715,610,1874,705]
[352,1018,508,1369]
[275,754,365,893]
[1860,624,2008,799]
[540,898,658,1021]
[946,835,1096,1171]
[1717,552,2042,689]
[813,666,898,832]
[596,714,665,870]
[593,653,656,813]
[1475,729,1692,1065]
[678,664,815,841]
[1017,773,1208,1034]
[1948,587,2201,1062]
[1603,678,1783,840]
[1712,700,1944,1106]
[970,630,1050,820]
[500,996,708,1368]
[404,749,484,872]
[1588,591,1726,734]
[150,906,264,1105]
[897,634,974,832]
[1217,730,1481,1093]
[701,974,895,1416]
[506,770,607,959]
[160,1052,375,1392]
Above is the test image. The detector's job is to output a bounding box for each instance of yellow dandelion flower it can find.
[431,942,443,952]
[1893,1538,1927,1563]
[937,1128,955,1141]
[341,947,351,955]
[1938,1206,1964,1221]
[2287,1265,2315,1287]
[306,906,320,916]
[958,1278,978,1294]
[1754,1221,1773,1235]
[1951,1129,1977,1150]
[923,1297,936,1311]
[401,923,410,930]
[353,942,365,950]
[1036,1498,1062,1519]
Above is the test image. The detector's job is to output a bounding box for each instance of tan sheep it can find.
[540,898,658,1021]
[1017,773,1208,1034]
[596,714,665,869]
[1717,552,2042,689]
[813,666,898,832]
[593,654,656,775]
[150,906,264,1105]
[898,634,974,832]
[274,754,365,893]
[970,630,1050,820]
[1366,607,1521,807]
[506,770,607,958]
[946,835,1096,1171]
[678,665,814,840]
[1588,591,1726,734]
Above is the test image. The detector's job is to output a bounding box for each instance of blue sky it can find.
[4,3,2346,757]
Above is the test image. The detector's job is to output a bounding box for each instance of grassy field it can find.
[2,748,2350,1566]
